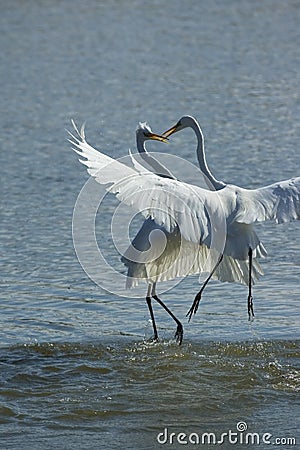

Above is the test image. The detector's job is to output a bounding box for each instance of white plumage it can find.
[69,118,299,344]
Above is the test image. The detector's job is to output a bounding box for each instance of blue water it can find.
[1,0,299,448]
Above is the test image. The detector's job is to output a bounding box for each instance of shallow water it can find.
[1,0,299,448]
[0,339,299,449]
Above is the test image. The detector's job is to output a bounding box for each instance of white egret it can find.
[69,122,185,342]
[129,118,261,335]
[136,116,227,314]
[133,116,266,324]
[123,122,262,342]
[161,116,265,321]
[69,120,300,344]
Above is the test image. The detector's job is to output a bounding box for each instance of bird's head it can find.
[162,115,197,137]
[136,122,169,143]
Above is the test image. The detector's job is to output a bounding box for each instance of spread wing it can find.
[233,178,300,224]
[69,122,227,247]
[69,122,299,249]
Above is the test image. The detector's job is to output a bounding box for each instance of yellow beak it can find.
[162,124,179,138]
[147,132,169,143]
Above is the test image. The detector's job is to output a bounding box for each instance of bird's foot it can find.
[247,295,255,321]
[174,323,183,345]
[186,292,202,322]
[149,335,159,344]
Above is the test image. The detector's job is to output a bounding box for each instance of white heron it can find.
[125,116,266,339]
[69,120,300,344]
[131,116,266,325]
[161,116,268,318]
[132,115,230,312]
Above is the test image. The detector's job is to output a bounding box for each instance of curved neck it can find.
[136,135,176,180]
[193,122,225,190]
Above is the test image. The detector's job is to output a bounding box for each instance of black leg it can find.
[152,295,183,345]
[247,248,254,320]
[146,296,159,341]
[186,254,224,322]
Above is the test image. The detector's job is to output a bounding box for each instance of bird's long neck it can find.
[193,122,225,190]
[137,136,176,180]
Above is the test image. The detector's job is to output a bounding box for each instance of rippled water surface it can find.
[0,339,299,449]
[1,0,299,448]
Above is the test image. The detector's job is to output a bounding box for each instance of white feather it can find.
[70,119,299,294]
